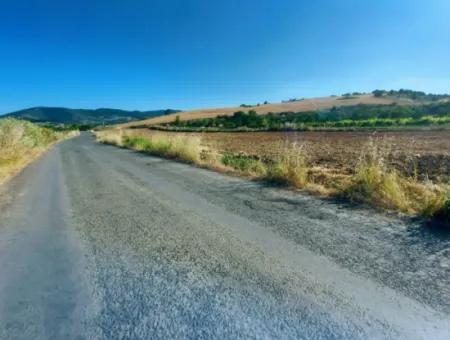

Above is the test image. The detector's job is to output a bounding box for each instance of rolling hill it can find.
[3,107,179,126]
[117,94,407,128]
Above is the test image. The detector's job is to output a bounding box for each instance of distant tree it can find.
[174,115,180,126]
[372,90,386,97]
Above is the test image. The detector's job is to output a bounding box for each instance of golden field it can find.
[118,94,402,128]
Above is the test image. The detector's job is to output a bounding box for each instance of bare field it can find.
[126,128,450,182]
[118,95,401,128]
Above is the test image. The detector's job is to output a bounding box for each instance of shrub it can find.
[221,153,267,175]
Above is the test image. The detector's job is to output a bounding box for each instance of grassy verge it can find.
[343,140,449,218]
[95,129,449,225]
[0,118,79,185]
[95,130,200,164]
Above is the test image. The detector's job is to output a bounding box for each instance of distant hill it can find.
[118,90,450,129]
[3,107,180,126]
[117,94,400,128]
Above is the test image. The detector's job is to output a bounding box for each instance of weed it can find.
[346,138,449,218]
[267,143,309,188]
[221,153,267,176]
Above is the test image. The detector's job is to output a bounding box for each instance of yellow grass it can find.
[267,143,309,189]
[0,118,79,185]
[95,129,449,222]
[346,138,449,216]
[95,130,201,164]
[95,129,124,146]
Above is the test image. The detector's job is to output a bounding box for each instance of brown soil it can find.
[127,129,450,182]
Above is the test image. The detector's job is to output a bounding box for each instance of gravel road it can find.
[0,133,449,339]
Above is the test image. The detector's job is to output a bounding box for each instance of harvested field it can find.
[118,95,403,128]
[126,129,450,182]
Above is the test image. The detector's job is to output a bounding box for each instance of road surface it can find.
[0,133,449,339]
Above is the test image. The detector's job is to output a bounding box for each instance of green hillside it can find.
[3,107,179,126]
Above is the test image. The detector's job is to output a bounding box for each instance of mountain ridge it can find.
[3,106,180,125]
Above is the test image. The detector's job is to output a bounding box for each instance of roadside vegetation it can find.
[344,140,449,217]
[0,118,79,185]
[96,130,201,164]
[95,129,449,225]
[155,101,450,132]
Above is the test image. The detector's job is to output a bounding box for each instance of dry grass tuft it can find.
[95,129,124,146]
[346,138,449,217]
[267,143,309,189]
[347,139,409,211]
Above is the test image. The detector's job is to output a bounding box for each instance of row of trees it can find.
[372,89,450,101]
[170,102,450,130]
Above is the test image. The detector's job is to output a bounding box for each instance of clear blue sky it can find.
[1,0,449,113]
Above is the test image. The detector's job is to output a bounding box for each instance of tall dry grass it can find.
[267,143,309,188]
[95,130,201,164]
[0,118,78,184]
[95,129,449,223]
[346,138,449,217]
[95,129,124,146]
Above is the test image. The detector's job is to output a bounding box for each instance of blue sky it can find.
[1,0,449,113]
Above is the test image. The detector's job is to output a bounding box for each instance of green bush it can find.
[221,153,266,175]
